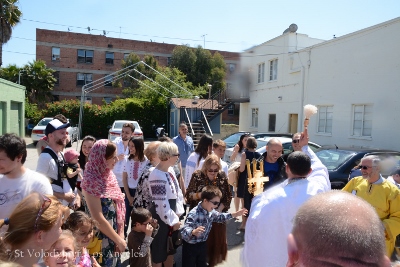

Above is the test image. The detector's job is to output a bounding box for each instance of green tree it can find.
[20,60,57,107]
[170,45,196,81]
[170,45,226,97]
[0,0,22,66]
[0,63,19,83]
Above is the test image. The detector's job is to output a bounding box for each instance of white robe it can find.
[242,145,330,267]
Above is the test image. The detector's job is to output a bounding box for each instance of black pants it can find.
[124,188,136,237]
[182,240,207,267]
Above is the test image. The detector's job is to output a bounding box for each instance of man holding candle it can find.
[242,129,330,267]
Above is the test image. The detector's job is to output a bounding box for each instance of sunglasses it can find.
[209,200,220,206]
[34,195,52,232]
[207,169,219,173]
[359,165,372,170]
[292,139,300,143]
[141,219,154,226]
[172,153,180,157]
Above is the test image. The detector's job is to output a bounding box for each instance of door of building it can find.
[289,114,298,134]
[10,102,21,135]
[0,102,5,134]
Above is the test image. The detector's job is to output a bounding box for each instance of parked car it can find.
[223,136,320,163]
[222,131,293,149]
[315,146,400,189]
[31,117,79,147]
[108,120,143,141]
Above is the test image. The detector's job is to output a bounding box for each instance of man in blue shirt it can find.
[173,123,194,179]
[259,138,287,190]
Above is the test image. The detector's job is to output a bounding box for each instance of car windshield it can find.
[316,150,355,170]
[38,118,53,126]
[223,133,245,148]
[113,121,140,130]
[256,140,268,150]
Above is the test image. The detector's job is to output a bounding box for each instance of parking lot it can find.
[23,137,245,267]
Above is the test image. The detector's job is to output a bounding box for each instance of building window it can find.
[76,73,93,86]
[318,106,333,134]
[251,108,259,127]
[269,59,278,81]
[105,52,114,64]
[104,75,113,87]
[268,114,276,132]
[167,57,172,66]
[103,97,112,104]
[352,104,372,137]
[257,63,265,83]
[229,63,236,73]
[228,104,234,115]
[52,47,60,61]
[124,53,130,60]
[77,49,94,63]
[53,71,60,85]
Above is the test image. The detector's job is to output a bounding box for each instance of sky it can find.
[3,0,400,67]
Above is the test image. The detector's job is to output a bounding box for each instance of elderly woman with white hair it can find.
[149,142,184,267]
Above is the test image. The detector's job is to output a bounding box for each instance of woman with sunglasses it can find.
[185,154,232,267]
[148,142,184,267]
[0,192,69,267]
[81,139,126,267]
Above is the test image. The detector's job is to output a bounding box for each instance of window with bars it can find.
[52,47,60,61]
[228,104,234,115]
[352,104,372,137]
[77,49,94,63]
[317,106,333,134]
[269,59,278,81]
[252,108,259,127]
[258,63,265,83]
[105,52,114,64]
[76,73,93,86]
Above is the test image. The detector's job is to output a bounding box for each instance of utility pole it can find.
[201,34,207,48]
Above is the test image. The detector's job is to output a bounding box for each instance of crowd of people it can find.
[1,117,400,267]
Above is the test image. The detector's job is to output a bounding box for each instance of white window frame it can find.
[269,59,278,81]
[257,63,265,83]
[77,73,93,86]
[251,108,259,128]
[52,47,60,61]
[103,97,112,104]
[352,104,372,137]
[77,49,94,63]
[317,106,333,134]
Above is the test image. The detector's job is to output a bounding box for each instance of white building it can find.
[239,17,400,151]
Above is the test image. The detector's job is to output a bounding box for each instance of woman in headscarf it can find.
[185,154,232,266]
[81,139,126,267]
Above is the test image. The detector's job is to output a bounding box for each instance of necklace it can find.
[206,176,217,186]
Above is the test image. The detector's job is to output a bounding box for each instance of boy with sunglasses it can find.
[180,185,247,267]
[127,207,159,267]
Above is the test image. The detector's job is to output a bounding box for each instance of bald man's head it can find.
[265,138,283,163]
[287,191,389,267]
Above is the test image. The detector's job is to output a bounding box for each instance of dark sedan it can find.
[315,146,400,189]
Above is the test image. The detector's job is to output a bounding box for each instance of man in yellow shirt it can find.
[343,155,400,257]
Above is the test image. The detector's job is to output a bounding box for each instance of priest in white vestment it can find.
[242,129,330,267]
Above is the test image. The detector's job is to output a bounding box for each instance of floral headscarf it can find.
[81,139,125,235]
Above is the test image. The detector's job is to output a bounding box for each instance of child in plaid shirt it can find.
[180,185,247,267]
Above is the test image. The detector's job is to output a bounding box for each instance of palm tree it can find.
[0,0,22,66]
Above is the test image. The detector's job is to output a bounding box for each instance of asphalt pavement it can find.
[24,137,245,267]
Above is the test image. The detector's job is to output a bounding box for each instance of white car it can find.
[31,117,79,147]
[223,136,320,163]
[108,120,143,141]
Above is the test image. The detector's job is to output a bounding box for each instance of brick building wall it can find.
[36,28,240,123]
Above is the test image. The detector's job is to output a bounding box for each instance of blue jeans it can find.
[124,188,136,237]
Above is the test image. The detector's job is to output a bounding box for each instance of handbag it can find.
[167,226,182,255]
[87,234,103,263]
